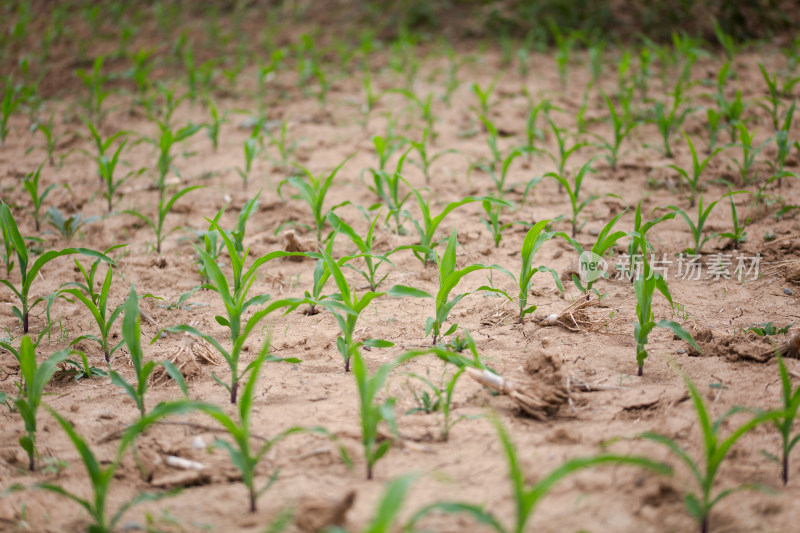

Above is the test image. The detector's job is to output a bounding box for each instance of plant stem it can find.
[231,380,238,404]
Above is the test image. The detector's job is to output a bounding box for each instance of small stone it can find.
[192,436,206,450]
[784,288,793,296]
[677,349,686,354]
[588,228,600,236]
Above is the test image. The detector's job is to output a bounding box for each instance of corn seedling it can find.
[205,99,227,151]
[327,211,397,291]
[478,148,523,199]
[123,182,202,255]
[626,201,676,281]
[595,90,636,171]
[267,120,297,168]
[402,178,511,265]
[480,199,529,248]
[160,220,305,403]
[58,350,107,382]
[471,78,497,116]
[408,127,457,184]
[148,120,202,203]
[667,192,746,255]
[126,47,155,108]
[59,252,125,362]
[110,286,187,417]
[22,161,54,232]
[389,89,437,139]
[632,254,697,376]
[1,76,23,145]
[478,114,505,168]
[410,229,509,344]
[278,155,354,241]
[38,400,205,533]
[769,100,796,187]
[351,347,414,479]
[195,338,345,512]
[82,119,127,186]
[0,202,113,333]
[731,123,769,186]
[545,156,608,238]
[13,336,68,470]
[236,137,259,190]
[46,206,97,241]
[717,190,750,250]
[650,74,693,158]
[32,112,69,167]
[541,115,588,184]
[309,234,398,371]
[497,220,562,323]
[642,375,778,533]
[550,22,575,87]
[765,353,800,485]
[668,131,722,208]
[716,91,744,145]
[407,415,671,533]
[365,141,411,234]
[560,210,627,299]
[75,55,110,126]
[519,98,556,163]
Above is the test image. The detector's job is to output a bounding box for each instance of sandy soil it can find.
[1,12,800,533]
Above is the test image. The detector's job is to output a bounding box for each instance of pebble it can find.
[192,436,206,450]
[785,288,794,296]
[677,349,686,354]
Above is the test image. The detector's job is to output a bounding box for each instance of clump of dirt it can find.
[150,330,222,386]
[296,489,356,532]
[281,230,314,261]
[687,331,799,362]
[467,348,569,420]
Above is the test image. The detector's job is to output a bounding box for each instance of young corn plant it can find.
[668,131,722,208]
[37,401,205,533]
[642,375,778,533]
[757,63,800,131]
[561,210,627,299]
[478,148,523,199]
[1,76,23,145]
[97,137,135,214]
[351,347,416,479]
[769,99,796,187]
[0,202,113,333]
[277,155,354,241]
[22,161,54,232]
[518,99,555,163]
[717,190,750,250]
[408,127,457,184]
[667,192,746,255]
[480,199,528,248]
[594,90,636,171]
[479,115,504,168]
[33,111,69,167]
[46,207,97,241]
[148,121,202,204]
[310,234,397,372]
[731,123,769,186]
[235,137,259,190]
[497,220,562,323]
[13,336,68,471]
[650,76,693,158]
[196,338,345,512]
[205,99,228,151]
[545,156,607,238]
[75,55,111,126]
[471,78,497,116]
[159,220,305,403]
[766,354,800,485]
[541,115,588,184]
[123,184,202,255]
[626,202,676,282]
[83,119,126,185]
[632,255,698,376]
[712,63,744,142]
[59,252,125,362]
[402,179,510,264]
[407,415,671,533]
[110,286,187,417]
[267,119,297,170]
[410,229,508,345]
[327,211,397,291]
[366,142,411,234]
